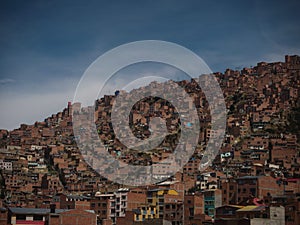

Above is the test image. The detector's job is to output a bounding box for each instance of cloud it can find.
[0,76,78,130]
[0,78,15,85]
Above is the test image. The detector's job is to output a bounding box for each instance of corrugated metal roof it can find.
[236,176,262,180]
[237,205,265,212]
[9,208,95,215]
[216,205,244,209]
[9,208,68,215]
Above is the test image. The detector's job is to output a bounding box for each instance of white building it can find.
[0,159,12,171]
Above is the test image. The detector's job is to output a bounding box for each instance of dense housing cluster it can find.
[0,55,299,225]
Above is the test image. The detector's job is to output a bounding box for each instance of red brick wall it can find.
[0,209,7,225]
[49,210,96,225]
[258,176,284,198]
[127,192,146,211]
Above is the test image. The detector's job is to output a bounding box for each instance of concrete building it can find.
[0,160,12,171]
[203,189,222,218]
[215,206,285,225]
[91,189,129,225]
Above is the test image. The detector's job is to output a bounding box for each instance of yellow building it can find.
[146,189,180,219]
[133,205,158,222]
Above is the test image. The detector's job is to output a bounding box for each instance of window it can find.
[238,180,244,185]
[254,213,260,218]
[33,215,43,221]
[16,215,26,220]
[189,207,194,216]
[250,188,256,196]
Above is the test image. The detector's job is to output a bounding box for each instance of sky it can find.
[0,0,300,130]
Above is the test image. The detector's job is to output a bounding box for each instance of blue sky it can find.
[0,0,300,130]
